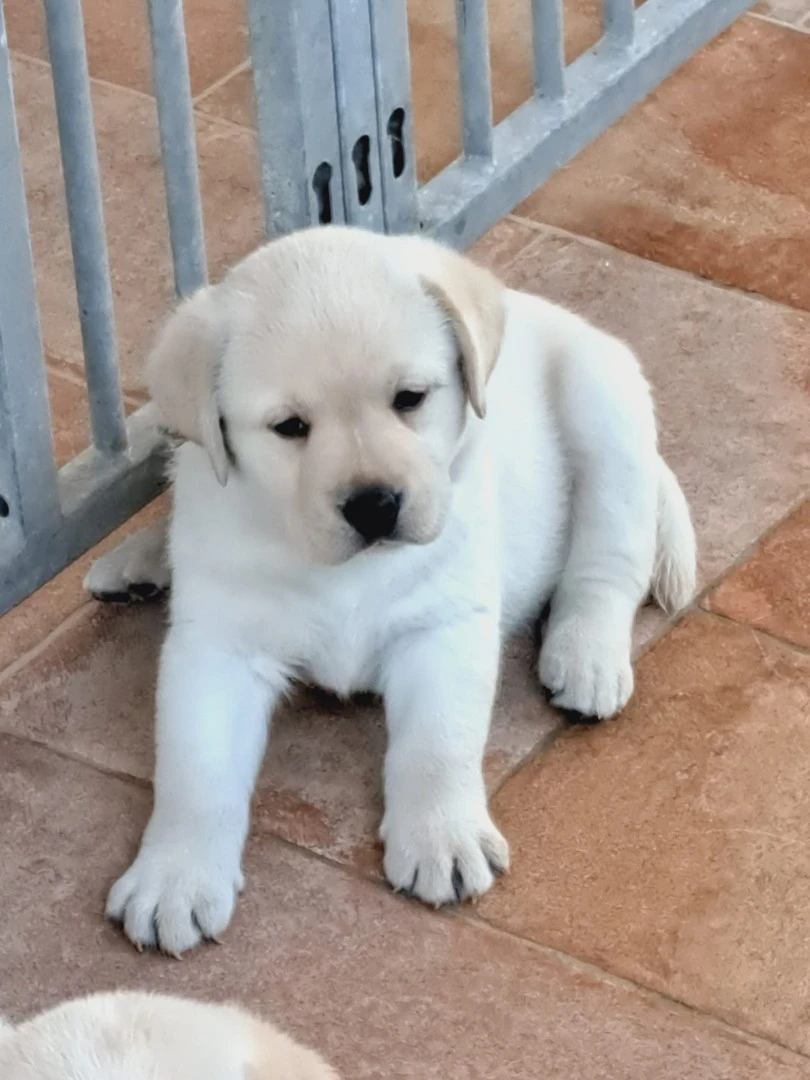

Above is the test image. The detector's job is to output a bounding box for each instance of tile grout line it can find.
[490,488,810,798]
[456,906,810,1065]
[0,729,152,791]
[8,696,810,1065]
[700,606,810,658]
[47,360,147,410]
[0,603,94,689]
[503,213,810,322]
[9,720,804,1069]
[192,59,251,106]
[692,489,810,608]
[11,49,159,107]
[11,49,258,141]
[748,10,810,35]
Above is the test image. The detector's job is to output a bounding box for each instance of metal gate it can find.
[0,0,754,616]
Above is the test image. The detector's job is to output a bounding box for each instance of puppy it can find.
[0,990,337,1079]
[87,225,696,955]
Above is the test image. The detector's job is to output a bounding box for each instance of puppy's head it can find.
[0,993,338,1080]
[147,226,505,564]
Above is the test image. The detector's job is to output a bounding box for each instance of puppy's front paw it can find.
[85,526,169,604]
[539,614,633,721]
[106,840,243,956]
[380,796,509,907]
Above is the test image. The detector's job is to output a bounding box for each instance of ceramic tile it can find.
[752,1,810,28]
[1,736,806,1080]
[481,612,810,1053]
[706,498,810,649]
[0,495,168,680]
[519,18,810,311]
[5,0,248,98]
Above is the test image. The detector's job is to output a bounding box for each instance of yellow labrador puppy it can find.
[87,226,696,954]
[0,991,337,1079]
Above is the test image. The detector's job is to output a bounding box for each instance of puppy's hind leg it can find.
[539,326,665,721]
[84,519,170,603]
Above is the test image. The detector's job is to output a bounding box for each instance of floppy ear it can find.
[145,285,230,485]
[418,245,506,419]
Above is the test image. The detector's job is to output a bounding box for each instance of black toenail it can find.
[129,582,165,602]
[403,868,419,898]
[451,859,464,902]
[562,708,603,726]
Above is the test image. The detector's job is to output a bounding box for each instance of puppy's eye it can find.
[272,416,310,439]
[393,389,427,412]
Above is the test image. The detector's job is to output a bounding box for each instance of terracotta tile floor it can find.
[3,3,810,1077]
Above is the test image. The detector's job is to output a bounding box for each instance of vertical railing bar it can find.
[146,0,208,296]
[367,0,419,233]
[603,0,636,45]
[42,0,128,455]
[531,0,566,100]
[326,0,386,229]
[246,0,308,234]
[246,0,346,235]
[454,0,494,161]
[0,1,60,539]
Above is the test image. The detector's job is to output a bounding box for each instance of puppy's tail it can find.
[651,459,697,614]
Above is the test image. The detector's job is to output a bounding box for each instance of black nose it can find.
[341,485,402,543]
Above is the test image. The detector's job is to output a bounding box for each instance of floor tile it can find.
[2,736,807,1080]
[47,368,94,469]
[0,602,556,871]
[480,612,810,1054]
[0,495,167,680]
[519,17,810,311]
[14,55,264,393]
[753,0,810,28]
[503,227,810,584]
[47,360,145,468]
[5,0,248,98]
[706,498,810,649]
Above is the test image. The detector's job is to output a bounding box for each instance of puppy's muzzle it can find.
[341,485,402,544]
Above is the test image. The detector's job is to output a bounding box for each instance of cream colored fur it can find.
[0,991,337,1080]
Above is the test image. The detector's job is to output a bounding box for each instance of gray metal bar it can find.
[455,0,494,160]
[328,0,385,228]
[367,0,419,233]
[421,0,755,248]
[147,0,207,296]
[0,1,60,548]
[532,0,566,100]
[246,0,346,235]
[42,0,128,455]
[603,0,636,46]
[0,407,167,617]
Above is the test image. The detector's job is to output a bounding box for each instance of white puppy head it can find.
[147,226,505,564]
[0,992,338,1080]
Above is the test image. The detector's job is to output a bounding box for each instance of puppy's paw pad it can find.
[106,848,240,956]
[382,802,509,907]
